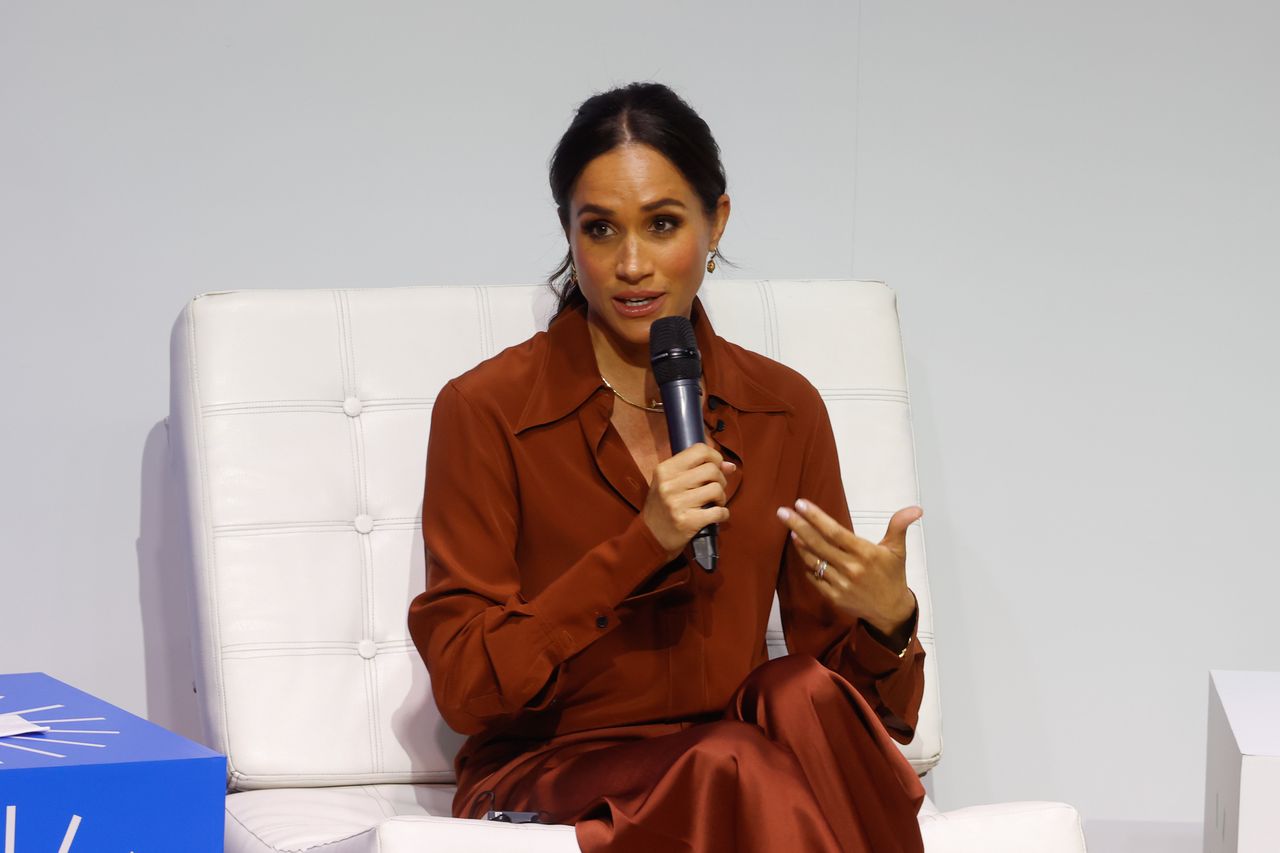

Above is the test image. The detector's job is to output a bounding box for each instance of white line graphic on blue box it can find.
[0,673,225,851]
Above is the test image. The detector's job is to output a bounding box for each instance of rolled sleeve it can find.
[529,512,672,660]
[853,590,920,676]
[777,383,927,745]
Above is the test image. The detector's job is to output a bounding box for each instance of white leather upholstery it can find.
[168,280,1087,851]
[224,788,1086,853]
[918,802,1088,853]
[224,785,577,852]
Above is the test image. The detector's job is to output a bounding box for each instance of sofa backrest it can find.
[168,279,942,790]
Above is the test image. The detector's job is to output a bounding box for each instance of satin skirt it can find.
[455,654,926,853]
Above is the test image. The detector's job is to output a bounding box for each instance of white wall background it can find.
[2,1,1276,846]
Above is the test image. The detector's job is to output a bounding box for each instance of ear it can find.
[709,193,731,248]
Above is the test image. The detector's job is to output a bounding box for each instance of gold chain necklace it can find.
[600,373,664,412]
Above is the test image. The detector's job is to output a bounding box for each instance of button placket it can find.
[702,404,743,505]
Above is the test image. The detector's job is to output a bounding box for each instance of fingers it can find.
[668,443,725,470]
[777,500,922,625]
[656,446,731,484]
[776,501,868,565]
[793,499,863,554]
[694,504,731,525]
[792,535,854,594]
[685,460,727,492]
[657,461,727,500]
[880,505,924,557]
[804,564,845,603]
[642,445,735,557]
[784,517,854,582]
[670,492,729,531]
[685,481,728,510]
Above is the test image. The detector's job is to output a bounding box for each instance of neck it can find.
[586,310,661,404]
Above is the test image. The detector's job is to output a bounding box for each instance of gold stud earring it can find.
[706,250,717,274]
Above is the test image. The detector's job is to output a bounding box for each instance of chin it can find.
[616,320,656,348]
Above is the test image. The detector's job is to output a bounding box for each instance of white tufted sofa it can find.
[167,279,1089,852]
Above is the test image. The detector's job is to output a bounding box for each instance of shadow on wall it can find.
[137,417,205,743]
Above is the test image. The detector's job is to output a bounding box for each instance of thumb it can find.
[880,505,923,554]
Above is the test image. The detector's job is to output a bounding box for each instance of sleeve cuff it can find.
[853,591,920,677]
[528,513,673,662]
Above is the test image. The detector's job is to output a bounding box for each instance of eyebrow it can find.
[576,197,686,217]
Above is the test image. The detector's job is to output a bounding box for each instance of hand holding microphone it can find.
[641,444,734,564]
[643,316,723,572]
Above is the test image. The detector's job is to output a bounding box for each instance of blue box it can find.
[0,672,225,852]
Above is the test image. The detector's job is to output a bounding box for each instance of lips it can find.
[612,291,665,318]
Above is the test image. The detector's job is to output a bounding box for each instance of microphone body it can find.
[657,376,704,452]
[650,316,718,573]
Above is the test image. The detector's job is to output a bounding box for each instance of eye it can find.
[652,215,681,233]
[583,220,614,240]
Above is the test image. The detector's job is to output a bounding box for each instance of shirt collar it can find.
[514,295,790,434]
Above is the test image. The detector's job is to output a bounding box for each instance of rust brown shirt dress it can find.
[409,297,927,852]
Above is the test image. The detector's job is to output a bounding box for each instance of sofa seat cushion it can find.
[226,786,1085,853]
[919,801,1088,852]
[224,784,577,853]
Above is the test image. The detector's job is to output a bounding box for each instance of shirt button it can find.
[708,396,720,410]
[715,419,726,432]
[595,615,609,629]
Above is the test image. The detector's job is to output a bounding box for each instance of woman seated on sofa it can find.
[409,80,927,853]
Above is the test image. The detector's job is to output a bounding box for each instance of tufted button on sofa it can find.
[167,280,1089,852]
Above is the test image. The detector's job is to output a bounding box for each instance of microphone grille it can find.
[649,316,702,384]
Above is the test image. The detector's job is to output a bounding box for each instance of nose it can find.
[614,232,651,285]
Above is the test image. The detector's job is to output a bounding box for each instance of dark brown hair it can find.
[547,81,734,317]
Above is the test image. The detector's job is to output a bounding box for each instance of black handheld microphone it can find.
[649,315,717,573]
